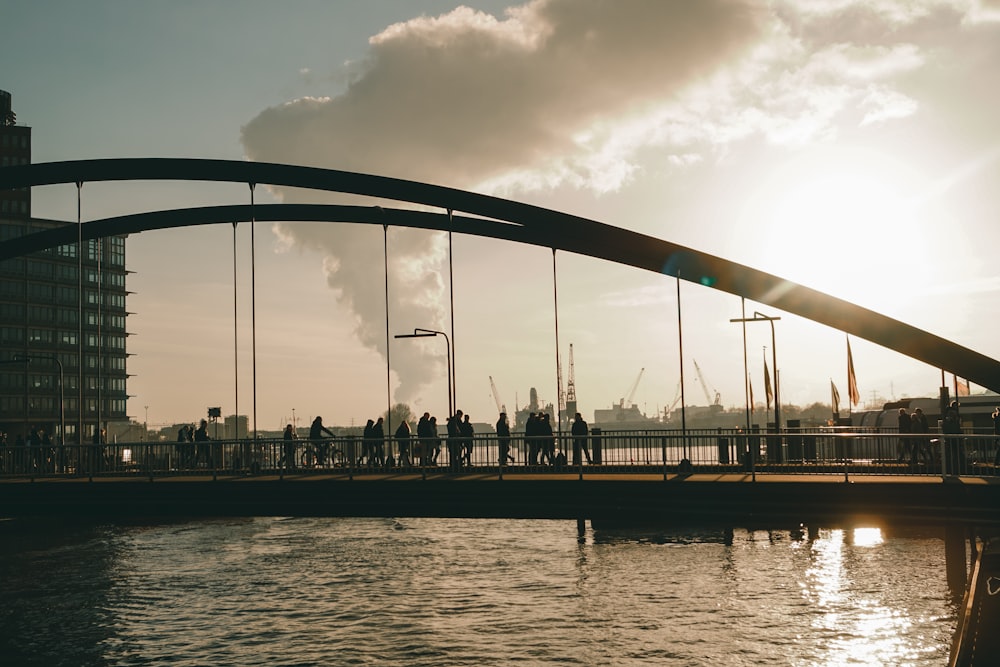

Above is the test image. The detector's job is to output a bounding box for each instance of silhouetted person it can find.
[447,410,464,470]
[429,416,441,464]
[497,413,514,465]
[525,412,540,465]
[309,416,334,443]
[176,424,193,468]
[416,413,431,465]
[571,412,591,464]
[371,417,386,467]
[280,423,297,469]
[539,413,555,465]
[896,407,912,463]
[195,419,212,467]
[942,401,963,474]
[362,419,376,466]
[395,420,412,467]
[460,414,474,466]
[910,408,930,464]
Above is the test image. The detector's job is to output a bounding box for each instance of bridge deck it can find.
[2,470,998,527]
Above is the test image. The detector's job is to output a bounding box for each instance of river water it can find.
[0,517,959,666]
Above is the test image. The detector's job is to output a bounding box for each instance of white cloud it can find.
[239,0,968,405]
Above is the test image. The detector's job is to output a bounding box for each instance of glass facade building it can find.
[0,90,129,444]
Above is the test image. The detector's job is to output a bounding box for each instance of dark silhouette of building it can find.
[0,89,129,444]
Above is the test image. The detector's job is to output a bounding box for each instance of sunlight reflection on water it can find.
[0,519,958,666]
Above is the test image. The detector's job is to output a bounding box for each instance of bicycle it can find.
[300,441,347,468]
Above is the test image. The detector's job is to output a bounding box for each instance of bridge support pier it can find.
[946,524,969,598]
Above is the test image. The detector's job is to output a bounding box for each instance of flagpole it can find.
[763,346,769,426]
[741,297,750,432]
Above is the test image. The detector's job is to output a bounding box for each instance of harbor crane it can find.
[489,376,507,416]
[692,359,722,406]
[666,380,682,417]
[618,367,645,418]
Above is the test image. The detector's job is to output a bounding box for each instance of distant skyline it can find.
[3,0,1000,430]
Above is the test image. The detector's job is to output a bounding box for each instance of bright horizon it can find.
[3,0,1000,430]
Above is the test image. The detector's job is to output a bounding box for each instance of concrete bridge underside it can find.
[2,157,1000,392]
[1,473,999,528]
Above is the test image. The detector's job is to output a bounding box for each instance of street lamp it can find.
[11,355,65,445]
[729,312,781,431]
[394,328,453,418]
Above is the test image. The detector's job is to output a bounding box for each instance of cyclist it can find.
[309,416,335,465]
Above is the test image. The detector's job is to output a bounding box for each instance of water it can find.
[0,518,958,666]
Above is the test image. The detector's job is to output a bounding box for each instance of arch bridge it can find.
[2,157,1000,391]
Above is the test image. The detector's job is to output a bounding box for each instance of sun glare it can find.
[737,146,935,317]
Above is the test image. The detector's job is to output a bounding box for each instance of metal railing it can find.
[0,428,997,481]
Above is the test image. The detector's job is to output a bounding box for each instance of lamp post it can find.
[394,328,452,418]
[11,355,64,445]
[729,312,781,431]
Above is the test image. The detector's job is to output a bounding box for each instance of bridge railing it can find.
[0,428,996,479]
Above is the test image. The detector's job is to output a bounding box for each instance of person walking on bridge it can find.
[572,412,592,465]
[497,412,514,466]
[194,419,212,467]
[896,408,912,464]
[280,423,297,469]
[460,414,475,467]
[395,419,412,467]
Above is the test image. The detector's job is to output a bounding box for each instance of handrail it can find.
[1,428,996,482]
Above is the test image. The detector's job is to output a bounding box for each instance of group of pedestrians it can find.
[446,410,475,469]
[896,406,932,465]
[176,420,213,467]
[898,401,1000,474]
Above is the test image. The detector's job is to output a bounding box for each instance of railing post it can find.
[844,435,850,482]
[661,437,667,481]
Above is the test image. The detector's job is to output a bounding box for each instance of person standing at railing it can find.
[371,417,386,467]
[92,425,107,474]
[497,412,514,466]
[460,414,474,467]
[429,415,441,464]
[539,413,555,465]
[416,412,441,466]
[176,424,193,469]
[194,419,212,467]
[279,423,297,469]
[942,401,963,475]
[910,408,931,465]
[896,408,912,464]
[362,419,376,466]
[571,412,592,465]
[447,410,463,470]
[395,419,412,467]
[525,412,539,465]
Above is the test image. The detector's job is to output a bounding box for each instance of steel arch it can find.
[2,158,998,393]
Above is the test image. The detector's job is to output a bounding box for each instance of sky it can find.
[3,0,1000,432]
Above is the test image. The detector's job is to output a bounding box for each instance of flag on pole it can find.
[749,374,755,413]
[957,377,970,397]
[764,362,773,411]
[831,380,840,415]
[847,339,860,407]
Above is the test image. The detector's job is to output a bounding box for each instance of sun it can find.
[736,145,935,318]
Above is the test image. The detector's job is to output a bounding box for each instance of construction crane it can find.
[692,359,721,406]
[489,376,507,415]
[619,367,645,415]
[565,344,578,419]
[666,380,682,415]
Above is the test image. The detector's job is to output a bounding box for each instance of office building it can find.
[0,89,129,444]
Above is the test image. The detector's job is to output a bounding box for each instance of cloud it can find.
[239,0,965,405]
[243,0,767,190]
